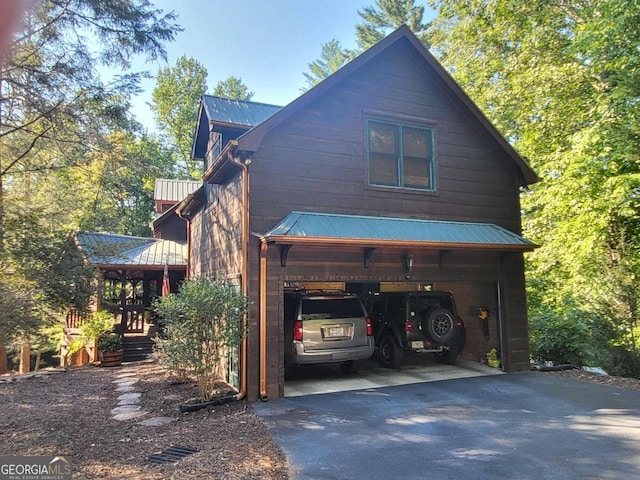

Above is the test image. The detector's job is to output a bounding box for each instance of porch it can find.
[64,232,187,366]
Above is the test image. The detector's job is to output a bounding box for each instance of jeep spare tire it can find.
[422,308,455,343]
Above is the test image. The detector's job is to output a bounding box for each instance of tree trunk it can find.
[0,344,8,374]
[34,350,41,371]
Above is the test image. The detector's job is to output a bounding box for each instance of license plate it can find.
[328,327,345,337]
[411,341,424,349]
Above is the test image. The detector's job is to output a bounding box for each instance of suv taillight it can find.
[293,320,303,341]
[405,320,414,332]
[366,317,372,336]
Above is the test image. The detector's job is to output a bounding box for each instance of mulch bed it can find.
[0,360,290,479]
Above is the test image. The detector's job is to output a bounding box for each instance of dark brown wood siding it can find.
[153,215,187,243]
[248,40,524,238]
[189,181,243,279]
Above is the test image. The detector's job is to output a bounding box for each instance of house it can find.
[180,26,538,401]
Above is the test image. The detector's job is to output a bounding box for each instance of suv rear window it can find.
[409,295,454,314]
[301,297,364,319]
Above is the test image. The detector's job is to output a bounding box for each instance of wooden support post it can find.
[19,341,30,373]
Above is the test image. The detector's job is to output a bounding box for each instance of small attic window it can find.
[367,119,436,191]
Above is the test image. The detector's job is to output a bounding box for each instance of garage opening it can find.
[283,281,504,397]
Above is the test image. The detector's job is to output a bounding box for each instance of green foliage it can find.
[428,0,640,372]
[213,76,254,101]
[356,0,430,49]
[151,55,208,178]
[81,311,116,341]
[98,333,123,353]
[529,306,595,366]
[154,277,248,401]
[302,39,354,91]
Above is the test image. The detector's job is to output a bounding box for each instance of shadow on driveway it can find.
[254,372,640,480]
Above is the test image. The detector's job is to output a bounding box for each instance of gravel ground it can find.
[2,361,639,479]
[0,359,290,479]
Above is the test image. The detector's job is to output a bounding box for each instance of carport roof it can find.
[260,211,538,251]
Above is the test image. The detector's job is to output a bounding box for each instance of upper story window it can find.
[367,119,435,191]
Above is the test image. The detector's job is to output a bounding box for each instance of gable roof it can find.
[154,179,201,203]
[261,211,537,252]
[192,95,281,160]
[75,232,187,268]
[236,25,537,185]
[201,95,282,128]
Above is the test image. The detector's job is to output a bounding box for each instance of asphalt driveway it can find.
[254,372,640,479]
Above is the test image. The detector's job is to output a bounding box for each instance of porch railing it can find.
[65,309,85,329]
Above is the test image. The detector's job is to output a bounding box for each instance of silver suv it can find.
[284,290,375,375]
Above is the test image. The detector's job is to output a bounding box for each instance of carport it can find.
[256,212,537,399]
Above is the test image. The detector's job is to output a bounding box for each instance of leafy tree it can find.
[0,0,180,244]
[59,131,173,236]
[356,0,430,49]
[302,39,354,91]
[151,55,208,178]
[428,0,640,365]
[213,76,254,101]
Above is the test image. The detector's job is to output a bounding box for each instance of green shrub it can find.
[529,307,594,366]
[98,333,122,353]
[81,311,116,340]
[154,277,248,401]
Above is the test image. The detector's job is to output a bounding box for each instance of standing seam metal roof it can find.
[154,179,201,203]
[262,211,537,249]
[201,95,282,127]
[75,232,187,266]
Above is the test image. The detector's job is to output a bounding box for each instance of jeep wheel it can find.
[422,308,455,343]
[378,334,403,369]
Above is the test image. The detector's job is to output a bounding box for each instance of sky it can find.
[126,0,375,130]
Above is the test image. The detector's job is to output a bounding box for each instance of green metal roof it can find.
[75,232,187,267]
[262,212,537,251]
[201,95,281,128]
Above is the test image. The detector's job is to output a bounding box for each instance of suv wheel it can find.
[378,334,403,369]
[422,308,455,343]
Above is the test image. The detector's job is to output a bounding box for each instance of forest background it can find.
[1,0,638,376]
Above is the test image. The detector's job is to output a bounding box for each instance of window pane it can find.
[404,156,431,189]
[369,121,397,155]
[370,153,398,186]
[403,126,432,189]
[403,127,430,158]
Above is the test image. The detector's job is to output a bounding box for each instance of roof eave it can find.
[261,234,538,252]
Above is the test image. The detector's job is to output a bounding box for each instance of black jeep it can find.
[362,291,466,368]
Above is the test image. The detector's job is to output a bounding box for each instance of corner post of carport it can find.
[259,237,269,401]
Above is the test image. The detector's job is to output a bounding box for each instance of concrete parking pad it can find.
[256,373,640,480]
[285,355,502,397]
